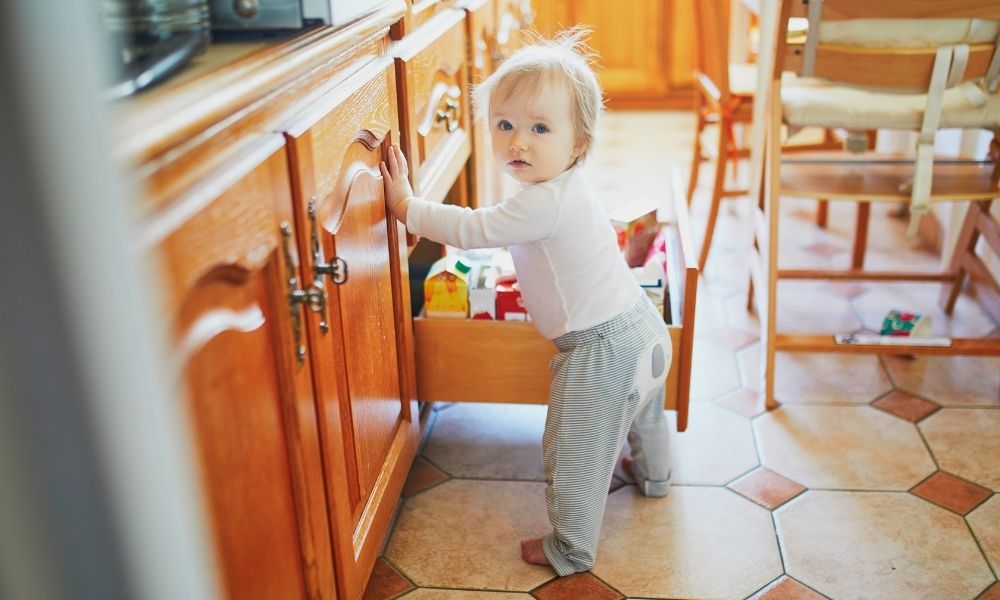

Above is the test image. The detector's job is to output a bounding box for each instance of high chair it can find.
[749,0,1000,405]
[689,0,853,271]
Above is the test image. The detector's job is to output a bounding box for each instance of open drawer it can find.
[412,169,698,431]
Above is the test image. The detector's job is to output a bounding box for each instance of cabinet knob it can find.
[233,0,258,19]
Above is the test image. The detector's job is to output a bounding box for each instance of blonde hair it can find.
[472,27,603,161]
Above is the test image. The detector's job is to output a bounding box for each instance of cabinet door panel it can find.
[284,60,419,600]
[148,137,335,599]
[394,8,472,204]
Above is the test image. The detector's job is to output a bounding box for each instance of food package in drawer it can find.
[609,197,660,268]
[424,255,472,318]
[632,226,668,313]
[469,264,499,320]
[495,274,529,321]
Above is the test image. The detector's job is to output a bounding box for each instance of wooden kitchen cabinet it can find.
[142,136,336,599]
[282,57,420,600]
[121,1,538,597]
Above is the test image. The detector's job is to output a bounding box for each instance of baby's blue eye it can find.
[532,123,549,134]
[497,120,513,131]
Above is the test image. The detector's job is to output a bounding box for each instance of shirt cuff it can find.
[405,197,424,236]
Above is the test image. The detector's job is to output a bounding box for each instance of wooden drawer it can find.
[393,8,472,204]
[413,170,698,431]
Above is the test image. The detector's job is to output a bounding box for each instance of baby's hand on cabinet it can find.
[380,144,414,224]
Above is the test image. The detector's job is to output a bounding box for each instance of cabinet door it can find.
[145,137,335,599]
[283,59,420,600]
[464,0,504,208]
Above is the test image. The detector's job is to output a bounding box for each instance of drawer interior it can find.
[411,167,698,430]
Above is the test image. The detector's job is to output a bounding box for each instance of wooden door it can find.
[144,136,335,599]
[531,0,695,108]
[283,58,420,600]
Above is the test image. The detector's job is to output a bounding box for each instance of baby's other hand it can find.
[380,144,414,224]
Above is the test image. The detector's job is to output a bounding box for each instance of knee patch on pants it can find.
[633,336,670,404]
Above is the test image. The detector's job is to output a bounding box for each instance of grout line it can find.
[963,510,1000,582]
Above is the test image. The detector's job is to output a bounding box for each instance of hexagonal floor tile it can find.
[885,355,1000,407]
[693,288,730,338]
[739,348,892,404]
[755,405,936,490]
[921,409,1000,490]
[422,404,546,480]
[385,480,553,591]
[776,491,994,600]
[967,495,1000,576]
[690,341,742,402]
[593,486,782,600]
[663,402,758,486]
[776,290,861,334]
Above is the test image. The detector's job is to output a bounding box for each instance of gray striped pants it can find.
[541,296,673,576]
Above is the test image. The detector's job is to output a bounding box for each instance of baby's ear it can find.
[573,137,589,160]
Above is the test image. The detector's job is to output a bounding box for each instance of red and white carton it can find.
[495,274,529,321]
[469,264,499,320]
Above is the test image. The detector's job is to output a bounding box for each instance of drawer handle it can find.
[436,98,460,133]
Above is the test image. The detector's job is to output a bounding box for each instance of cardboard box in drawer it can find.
[424,255,471,318]
[469,264,499,320]
[495,274,529,321]
[609,197,659,268]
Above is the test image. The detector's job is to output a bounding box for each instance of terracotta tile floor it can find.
[369,111,1000,599]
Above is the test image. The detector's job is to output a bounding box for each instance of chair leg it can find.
[698,121,729,271]
[815,200,829,228]
[687,111,706,205]
[851,202,871,269]
[939,200,987,314]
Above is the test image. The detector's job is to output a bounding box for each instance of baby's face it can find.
[489,79,585,184]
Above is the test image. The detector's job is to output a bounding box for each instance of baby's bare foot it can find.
[520,538,550,566]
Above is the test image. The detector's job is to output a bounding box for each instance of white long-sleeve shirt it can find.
[407,165,641,339]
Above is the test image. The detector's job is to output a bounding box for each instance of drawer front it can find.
[394,8,472,203]
[464,0,503,208]
[412,167,698,431]
[414,318,684,409]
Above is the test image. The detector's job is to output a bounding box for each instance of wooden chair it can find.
[688,0,848,271]
[749,0,1000,405]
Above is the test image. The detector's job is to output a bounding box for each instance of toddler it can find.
[380,28,672,576]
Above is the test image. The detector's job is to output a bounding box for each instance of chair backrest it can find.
[778,0,1000,91]
[692,0,734,100]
